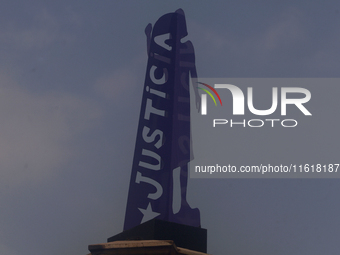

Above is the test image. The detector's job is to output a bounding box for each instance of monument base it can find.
[107,219,207,253]
[88,240,210,255]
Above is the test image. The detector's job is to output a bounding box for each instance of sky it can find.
[1,1,340,254]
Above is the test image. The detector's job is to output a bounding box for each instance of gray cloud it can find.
[0,71,101,190]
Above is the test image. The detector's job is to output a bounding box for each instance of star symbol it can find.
[138,203,160,223]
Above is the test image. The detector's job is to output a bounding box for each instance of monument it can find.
[88,9,208,255]
[123,8,201,230]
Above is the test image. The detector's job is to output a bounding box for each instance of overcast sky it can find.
[1,1,340,255]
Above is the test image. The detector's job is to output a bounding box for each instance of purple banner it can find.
[123,9,201,231]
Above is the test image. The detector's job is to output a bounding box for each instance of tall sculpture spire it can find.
[123,9,201,231]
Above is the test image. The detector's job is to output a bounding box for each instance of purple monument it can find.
[108,9,206,253]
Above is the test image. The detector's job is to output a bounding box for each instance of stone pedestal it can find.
[107,219,207,253]
[88,240,211,255]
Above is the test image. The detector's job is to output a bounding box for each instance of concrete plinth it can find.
[108,219,207,253]
[88,240,211,255]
